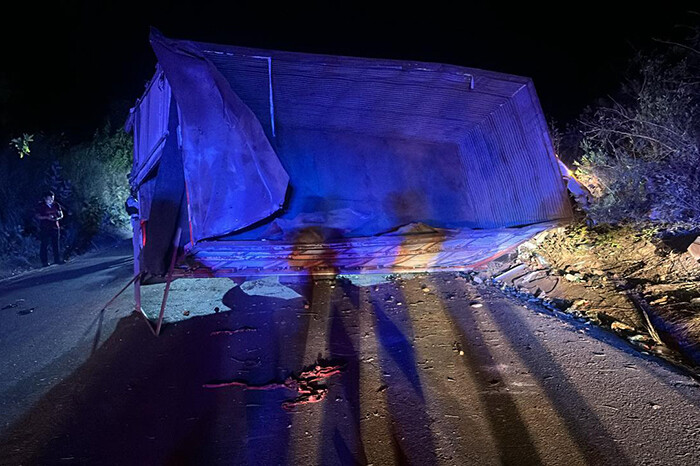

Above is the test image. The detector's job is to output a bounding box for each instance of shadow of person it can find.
[434,276,632,465]
[482,293,632,464]
[430,275,543,465]
[367,283,439,465]
[318,294,369,465]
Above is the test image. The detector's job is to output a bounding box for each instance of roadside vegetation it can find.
[542,24,700,366]
[0,124,132,277]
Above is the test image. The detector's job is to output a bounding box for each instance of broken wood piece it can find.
[494,263,528,283]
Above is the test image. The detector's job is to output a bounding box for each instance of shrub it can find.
[62,123,133,236]
[573,28,699,226]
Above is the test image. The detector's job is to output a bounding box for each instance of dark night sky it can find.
[1,1,697,141]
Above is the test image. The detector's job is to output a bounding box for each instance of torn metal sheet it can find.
[150,29,289,242]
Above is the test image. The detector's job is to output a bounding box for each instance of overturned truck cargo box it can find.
[126,29,571,283]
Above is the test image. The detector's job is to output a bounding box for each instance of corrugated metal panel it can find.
[204,53,273,138]
[130,69,171,186]
[456,84,570,228]
[140,36,571,237]
[208,48,521,140]
[182,223,553,277]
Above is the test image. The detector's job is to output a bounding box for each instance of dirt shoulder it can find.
[470,223,700,373]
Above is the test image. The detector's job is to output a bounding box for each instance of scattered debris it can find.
[240,276,303,300]
[494,263,527,282]
[2,299,25,310]
[203,360,344,411]
[611,321,636,335]
[210,327,257,336]
[649,296,668,306]
[231,356,261,368]
[487,224,700,374]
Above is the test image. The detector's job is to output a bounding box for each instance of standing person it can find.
[35,191,64,266]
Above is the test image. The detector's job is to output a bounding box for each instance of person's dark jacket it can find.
[36,201,63,231]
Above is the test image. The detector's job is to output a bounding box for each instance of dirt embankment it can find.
[471,224,700,372]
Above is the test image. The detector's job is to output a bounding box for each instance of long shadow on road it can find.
[435,277,633,465]
[0,283,313,465]
[368,285,439,465]
[5,270,685,465]
[319,281,371,466]
[0,257,132,293]
[436,289,544,465]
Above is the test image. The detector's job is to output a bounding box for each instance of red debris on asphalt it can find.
[203,361,343,410]
[210,327,257,336]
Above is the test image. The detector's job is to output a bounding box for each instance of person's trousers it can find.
[39,229,61,265]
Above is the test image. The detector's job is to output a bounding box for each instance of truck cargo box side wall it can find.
[141,95,185,276]
[202,45,571,238]
[150,30,290,243]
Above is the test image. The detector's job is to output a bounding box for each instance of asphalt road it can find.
[0,244,698,465]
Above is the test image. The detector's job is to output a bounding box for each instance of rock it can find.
[494,263,528,283]
[611,321,636,334]
[472,276,483,284]
[550,298,572,311]
[525,275,558,294]
[652,345,675,357]
[688,236,700,261]
[470,302,483,308]
[649,296,668,306]
[564,273,578,282]
[519,270,547,283]
[535,255,550,267]
[628,334,654,347]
